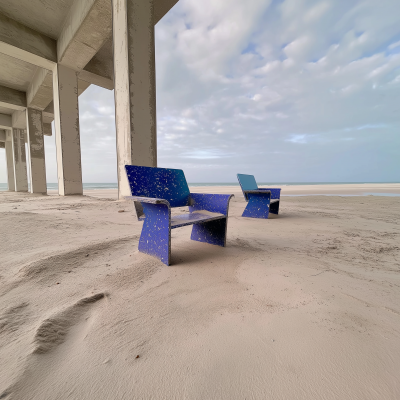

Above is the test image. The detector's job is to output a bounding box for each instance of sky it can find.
[1,0,400,184]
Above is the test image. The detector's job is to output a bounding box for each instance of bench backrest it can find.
[237,174,258,193]
[125,165,190,207]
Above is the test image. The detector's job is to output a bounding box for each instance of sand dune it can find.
[1,186,400,399]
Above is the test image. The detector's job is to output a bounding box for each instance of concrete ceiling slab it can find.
[0,53,37,91]
[0,0,179,41]
[0,0,75,39]
[0,0,180,111]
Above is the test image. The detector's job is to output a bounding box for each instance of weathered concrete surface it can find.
[0,85,26,111]
[0,0,75,39]
[23,0,113,111]
[0,0,178,123]
[154,0,179,24]
[0,113,11,130]
[112,0,157,199]
[27,68,110,114]
[83,38,114,79]
[27,69,53,110]
[0,12,57,66]
[26,108,47,194]
[11,128,28,192]
[53,64,83,196]
[0,53,37,92]
[58,0,112,71]
[12,109,27,129]
[0,129,6,142]
[5,133,15,191]
[43,122,52,137]
[79,70,113,90]
[0,141,4,148]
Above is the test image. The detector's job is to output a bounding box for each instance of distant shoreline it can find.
[1,181,400,191]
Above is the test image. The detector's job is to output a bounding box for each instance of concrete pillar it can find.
[11,128,28,192]
[4,131,15,191]
[5,135,15,191]
[112,0,157,199]
[53,64,83,195]
[26,108,47,194]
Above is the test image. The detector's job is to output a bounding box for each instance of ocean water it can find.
[1,182,399,197]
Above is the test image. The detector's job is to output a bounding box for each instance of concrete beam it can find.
[27,72,103,120]
[80,38,114,90]
[0,12,57,70]
[27,69,53,110]
[154,0,179,24]
[0,85,26,111]
[58,0,112,71]
[24,0,115,110]
[43,123,52,137]
[0,113,12,130]
[42,102,54,126]
[39,76,90,126]
[78,70,113,90]
[42,113,53,124]
[78,79,91,96]
[12,110,27,129]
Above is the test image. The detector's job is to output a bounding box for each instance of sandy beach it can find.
[1,184,400,399]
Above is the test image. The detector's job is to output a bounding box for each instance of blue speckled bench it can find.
[125,165,234,266]
[237,174,281,219]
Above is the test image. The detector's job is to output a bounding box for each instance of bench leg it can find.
[242,194,270,219]
[191,218,227,247]
[139,203,171,266]
[270,200,280,215]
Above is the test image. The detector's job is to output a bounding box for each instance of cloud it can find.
[154,0,400,182]
[1,0,399,185]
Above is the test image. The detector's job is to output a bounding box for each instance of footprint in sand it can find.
[0,293,105,399]
[33,293,105,354]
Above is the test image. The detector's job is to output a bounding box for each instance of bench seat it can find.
[244,190,280,203]
[171,211,225,228]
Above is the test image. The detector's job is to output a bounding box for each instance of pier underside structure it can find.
[0,0,178,197]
